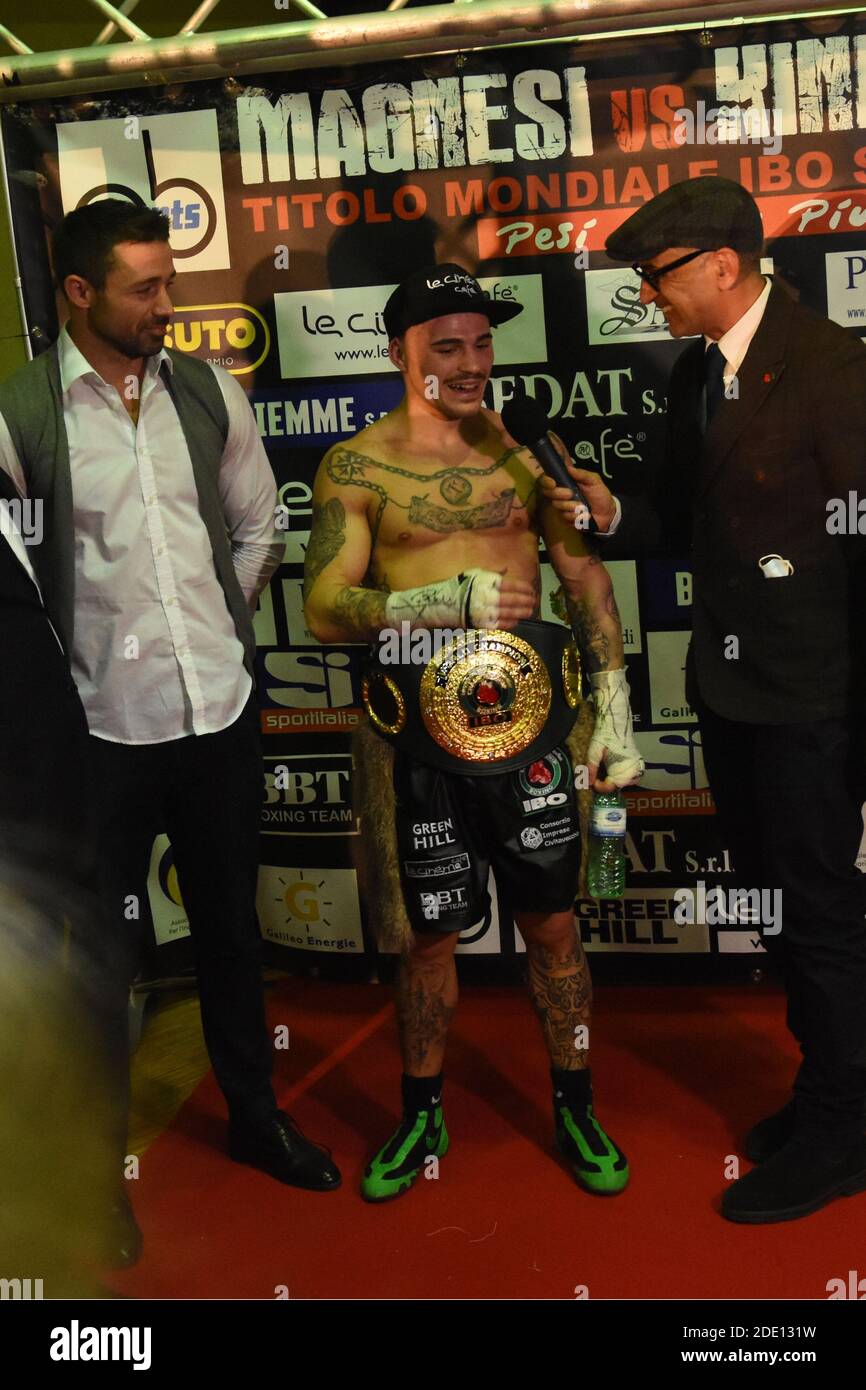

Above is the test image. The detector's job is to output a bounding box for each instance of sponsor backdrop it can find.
[4,17,866,967]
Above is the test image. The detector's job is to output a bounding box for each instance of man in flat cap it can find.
[543,176,866,1224]
[304,264,643,1202]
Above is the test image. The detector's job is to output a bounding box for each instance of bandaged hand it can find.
[586,668,645,790]
[384,569,534,631]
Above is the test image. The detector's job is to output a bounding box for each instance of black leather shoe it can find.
[229,1111,341,1191]
[104,1188,143,1269]
[722,1136,866,1224]
[744,1100,796,1164]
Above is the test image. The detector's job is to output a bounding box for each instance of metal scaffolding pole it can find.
[1,0,863,102]
[180,0,224,33]
[0,25,33,56]
[95,0,143,45]
[83,0,151,43]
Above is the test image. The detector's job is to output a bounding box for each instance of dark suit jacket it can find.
[0,467,94,929]
[0,466,79,727]
[607,280,866,724]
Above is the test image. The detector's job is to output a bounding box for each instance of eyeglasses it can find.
[632,249,710,292]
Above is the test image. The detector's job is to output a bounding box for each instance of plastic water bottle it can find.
[587,791,627,899]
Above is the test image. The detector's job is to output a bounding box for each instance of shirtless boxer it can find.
[304,264,643,1201]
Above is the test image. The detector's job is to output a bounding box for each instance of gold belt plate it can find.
[419,629,552,762]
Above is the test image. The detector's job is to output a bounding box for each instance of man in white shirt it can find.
[542,176,866,1226]
[0,200,340,1262]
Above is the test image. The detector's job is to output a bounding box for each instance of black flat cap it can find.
[605,176,764,262]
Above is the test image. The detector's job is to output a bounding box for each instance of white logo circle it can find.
[521,826,544,850]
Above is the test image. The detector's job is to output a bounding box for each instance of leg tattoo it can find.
[526,930,593,1070]
[396,952,457,1076]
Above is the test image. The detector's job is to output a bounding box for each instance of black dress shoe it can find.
[229,1111,341,1191]
[104,1188,143,1269]
[744,1100,796,1164]
[722,1136,866,1224]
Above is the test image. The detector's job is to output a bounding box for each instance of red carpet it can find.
[109,980,861,1300]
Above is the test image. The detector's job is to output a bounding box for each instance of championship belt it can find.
[361,619,583,776]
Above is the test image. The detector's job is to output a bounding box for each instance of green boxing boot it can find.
[555,1102,629,1195]
[362,1104,449,1202]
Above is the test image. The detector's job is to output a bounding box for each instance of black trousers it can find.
[87,693,276,1162]
[696,696,866,1139]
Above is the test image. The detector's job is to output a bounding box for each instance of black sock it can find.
[551,1067,592,1110]
[401,1072,443,1114]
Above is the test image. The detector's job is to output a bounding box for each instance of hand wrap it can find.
[383,568,504,630]
[586,668,645,785]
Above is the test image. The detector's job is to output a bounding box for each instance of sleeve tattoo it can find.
[302,496,347,600]
[564,559,622,673]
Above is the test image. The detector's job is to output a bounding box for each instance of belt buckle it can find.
[419,628,552,763]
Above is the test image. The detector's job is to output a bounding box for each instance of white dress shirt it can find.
[0,327,282,744]
[601,276,773,537]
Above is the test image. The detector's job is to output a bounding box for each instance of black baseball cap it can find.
[605,176,764,262]
[383,263,523,340]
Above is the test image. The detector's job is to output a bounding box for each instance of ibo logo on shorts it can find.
[518,749,572,814]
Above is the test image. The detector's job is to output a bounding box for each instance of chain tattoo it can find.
[327,444,523,487]
[325,444,530,541]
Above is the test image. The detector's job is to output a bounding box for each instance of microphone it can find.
[500,394,595,532]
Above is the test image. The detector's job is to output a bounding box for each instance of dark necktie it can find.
[702,341,726,430]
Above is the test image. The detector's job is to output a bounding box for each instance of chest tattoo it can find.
[408,488,518,533]
[325,445,531,545]
[439,472,473,505]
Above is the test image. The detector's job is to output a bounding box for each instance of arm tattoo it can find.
[303,496,347,600]
[565,581,621,674]
[332,584,388,638]
[526,939,592,1070]
[566,594,612,672]
[327,450,390,550]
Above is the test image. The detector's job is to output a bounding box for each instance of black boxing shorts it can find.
[393,742,581,935]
